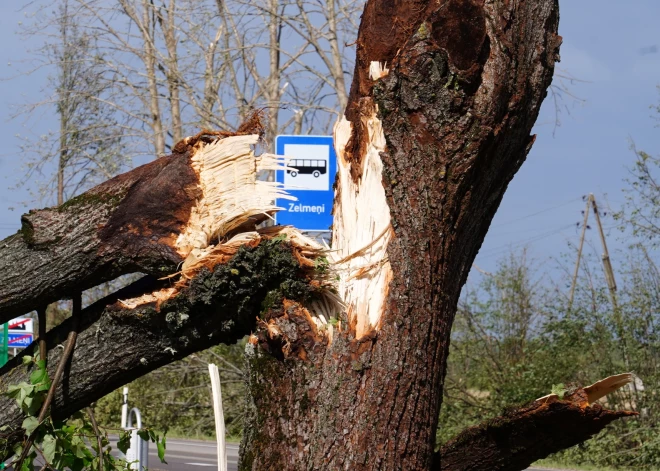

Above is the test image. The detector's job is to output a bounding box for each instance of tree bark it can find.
[0,152,199,321]
[240,0,566,470]
[436,396,637,471]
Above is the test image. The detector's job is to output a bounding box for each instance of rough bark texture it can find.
[436,399,637,471]
[0,238,313,457]
[240,0,565,470]
[0,152,200,321]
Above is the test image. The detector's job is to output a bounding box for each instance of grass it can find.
[161,429,241,444]
[533,459,660,471]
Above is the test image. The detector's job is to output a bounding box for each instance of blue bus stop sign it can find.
[275,135,336,231]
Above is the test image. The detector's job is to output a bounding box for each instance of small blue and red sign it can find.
[8,333,33,348]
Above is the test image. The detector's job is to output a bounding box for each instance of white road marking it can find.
[185,463,217,467]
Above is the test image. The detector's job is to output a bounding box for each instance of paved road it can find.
[139,439,553,471]
[3,437,559,471]
[142,438,238,471]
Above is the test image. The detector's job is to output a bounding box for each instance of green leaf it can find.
[21,355,33,365]
[23,394,43,416]
[21,417,39,436]
[157,436,167,464]
[551,383,567,400]
[42,433,57,464]
[29,360,49,386]
[117,431,131,455]
[137,429,149,442]
[5,384,23,399]
[20,454,34,471]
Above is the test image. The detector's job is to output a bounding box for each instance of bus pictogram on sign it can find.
[287,159,327,178]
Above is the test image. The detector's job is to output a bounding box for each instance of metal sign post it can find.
[125,408,149,471]
[275,135,336,231]
[120,388,148,471]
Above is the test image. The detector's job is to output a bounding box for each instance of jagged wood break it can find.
[0,132,294,322]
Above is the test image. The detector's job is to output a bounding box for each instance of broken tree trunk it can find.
[239,0,571,470]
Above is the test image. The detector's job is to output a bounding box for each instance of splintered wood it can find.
[535,373,636,406]
[331,100,393,339]
[175,134,294,270]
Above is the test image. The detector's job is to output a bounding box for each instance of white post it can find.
[125,408,149,471]
[208,364,227,471]
[121,387,129,429]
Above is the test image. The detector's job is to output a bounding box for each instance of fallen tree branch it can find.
[0,232,329,459]
[0,126,290,323]
[436,378,638,471]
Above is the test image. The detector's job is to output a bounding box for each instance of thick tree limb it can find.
[436,387,637,471]
[0,130,287,323]
[0,235,323,458]
[0,154,198,320]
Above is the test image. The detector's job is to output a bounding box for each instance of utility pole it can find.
[568,196,591,311]
[590,194,631,371]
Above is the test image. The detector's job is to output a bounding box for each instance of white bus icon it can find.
[283,144,330,191]
[287,159,327,178]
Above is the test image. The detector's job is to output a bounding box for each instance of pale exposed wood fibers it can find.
[175,134,295,270]
[331,65,393,338]
[535,373,635,406]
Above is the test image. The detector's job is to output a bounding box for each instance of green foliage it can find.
[550,383,567,400]
[95,341,247,439]
[438,247,660,469]
[2,355,167,471]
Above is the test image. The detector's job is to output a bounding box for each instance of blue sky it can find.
[0,1,658,285]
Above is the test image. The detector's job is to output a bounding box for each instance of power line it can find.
[491,197,582,228]
[477,223,576,260]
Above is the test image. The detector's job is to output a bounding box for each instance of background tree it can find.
[17,0,128,206]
